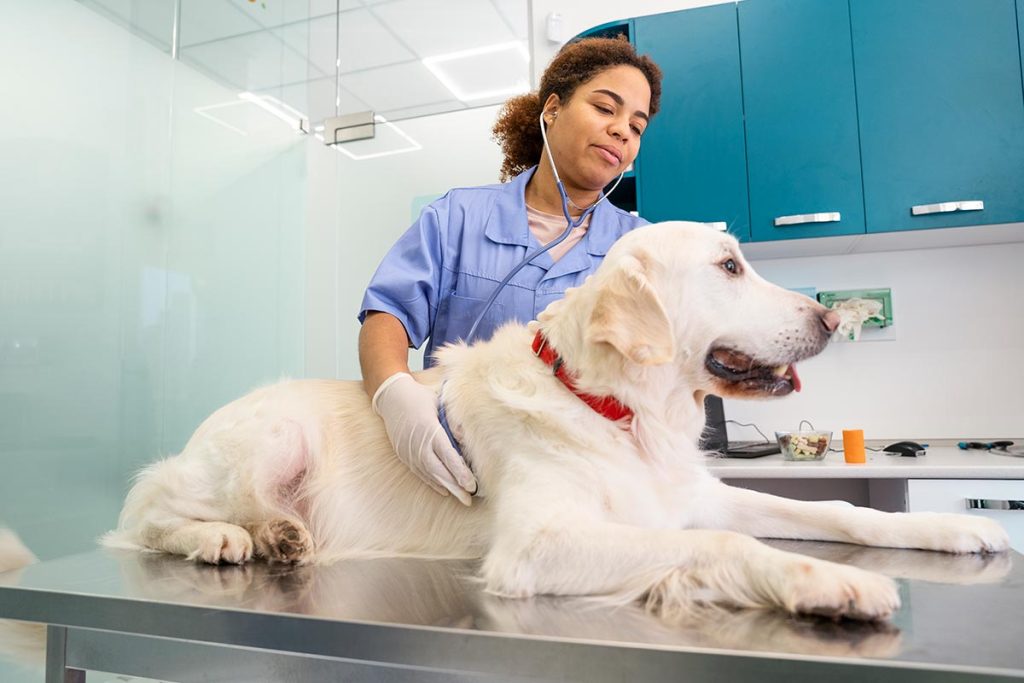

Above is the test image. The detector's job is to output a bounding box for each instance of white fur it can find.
[0,529,45,670]
[103,222,1009,621]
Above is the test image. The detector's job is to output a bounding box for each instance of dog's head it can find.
[577,221,839,399]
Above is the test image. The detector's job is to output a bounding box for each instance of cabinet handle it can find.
[911,200,984,216]
[707,222,728,232]
[966,498,1024,511]
[774,212,841,227]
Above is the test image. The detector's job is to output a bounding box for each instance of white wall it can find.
[730,243,1024,440]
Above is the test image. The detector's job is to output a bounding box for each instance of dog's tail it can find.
[99,458,174,552]
[0,528,47,671]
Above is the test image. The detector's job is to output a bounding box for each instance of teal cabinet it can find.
[634,5,750,240]
[1019,0,1024,101]
[739,0,864,241]
[851,0,1024,232]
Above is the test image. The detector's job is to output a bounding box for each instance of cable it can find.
[725,420,770,444]
[728,417,886,454]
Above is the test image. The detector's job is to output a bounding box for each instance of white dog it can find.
[104,222,1009,621]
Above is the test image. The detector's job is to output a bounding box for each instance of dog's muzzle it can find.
[705,348,802,396]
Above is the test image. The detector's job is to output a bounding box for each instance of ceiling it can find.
[80,0,531,123]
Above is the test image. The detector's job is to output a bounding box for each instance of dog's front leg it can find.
[697,481,1009,554]
[482,520,899,621]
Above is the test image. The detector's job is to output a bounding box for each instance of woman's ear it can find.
[542,93,561,124]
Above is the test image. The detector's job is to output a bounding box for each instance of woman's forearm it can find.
[359,311,414,398]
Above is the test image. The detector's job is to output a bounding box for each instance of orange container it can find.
[843,429,866,463]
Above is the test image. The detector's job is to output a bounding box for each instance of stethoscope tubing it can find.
[464,112,624,342]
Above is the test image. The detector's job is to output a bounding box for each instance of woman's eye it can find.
[595,105,613,115]
[632,125,643,136]
[722,259,738,274]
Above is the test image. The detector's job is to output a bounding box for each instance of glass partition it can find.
[0,1,306,563]
[0,3,527,679]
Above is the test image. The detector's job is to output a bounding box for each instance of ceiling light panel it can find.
[194,97,303,137]
[258,77,372,124]
[327,116,421,161]
[423,42,529,101]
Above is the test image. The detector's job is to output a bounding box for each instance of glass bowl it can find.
[776,430,832,461]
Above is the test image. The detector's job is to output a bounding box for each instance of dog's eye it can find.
[721,258,739,275]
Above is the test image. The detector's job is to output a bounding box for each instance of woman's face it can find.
[543,64,652,192]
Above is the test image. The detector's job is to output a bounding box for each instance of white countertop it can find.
[706,446,1024,479]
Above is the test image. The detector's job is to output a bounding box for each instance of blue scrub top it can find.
[359,166,648,367]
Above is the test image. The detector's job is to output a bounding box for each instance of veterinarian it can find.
[358,37,663,506]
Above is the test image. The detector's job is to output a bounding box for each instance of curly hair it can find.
[492,36,663,182]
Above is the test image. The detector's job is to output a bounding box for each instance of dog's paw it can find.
[778,557,900,621]
[907,513,1010,554]
[189,523,254,565]
[249,519,315,564]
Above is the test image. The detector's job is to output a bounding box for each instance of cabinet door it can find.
[634,5,750,240]
[740,0,864,241]
[851,0,1024,232]
[1019,0,1024,98]
[907,479,1024,552]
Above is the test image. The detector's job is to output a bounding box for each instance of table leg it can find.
[45,625,86,683]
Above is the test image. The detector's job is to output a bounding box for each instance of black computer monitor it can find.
[700,394,780,457]
[701,394,728,453]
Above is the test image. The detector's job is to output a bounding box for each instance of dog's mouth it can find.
[705,348,802,397]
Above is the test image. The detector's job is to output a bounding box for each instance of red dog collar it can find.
[531,331,634,426]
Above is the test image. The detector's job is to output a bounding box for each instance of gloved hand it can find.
[372,372,477,506]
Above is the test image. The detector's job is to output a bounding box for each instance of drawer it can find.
[907,479,1024,552]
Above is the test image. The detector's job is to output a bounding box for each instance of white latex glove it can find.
[372,372,477,506]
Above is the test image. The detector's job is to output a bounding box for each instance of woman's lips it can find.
[593,145,621,166]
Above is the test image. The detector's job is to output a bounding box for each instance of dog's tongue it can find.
[789,364,802,392]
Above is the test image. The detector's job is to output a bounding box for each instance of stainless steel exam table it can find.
[0,540,1021,682]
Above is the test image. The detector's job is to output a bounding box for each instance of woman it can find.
[358,37,663,506]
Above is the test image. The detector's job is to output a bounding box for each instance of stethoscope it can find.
[438,111,626,461]
[463,111,625,342]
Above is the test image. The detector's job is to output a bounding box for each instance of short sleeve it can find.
[358,200,446,349]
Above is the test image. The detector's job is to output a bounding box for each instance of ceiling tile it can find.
[280,9,414,76]
[83,0,176,50]
[490,0,529,40]
[379,100,468,121]
[179,0,263,47]
[368,0,514,58]
[306,0,357,19]
[180,30,315,91]
[220,0,363,28]
[340,60,454,112]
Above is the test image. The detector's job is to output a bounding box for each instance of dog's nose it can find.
[821,310,841,334]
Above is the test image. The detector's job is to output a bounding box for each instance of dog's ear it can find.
[585,254,675,365]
